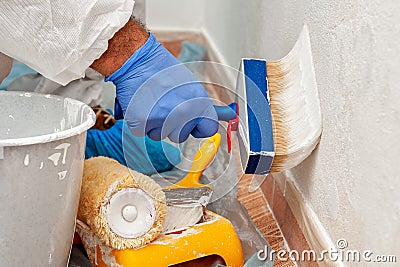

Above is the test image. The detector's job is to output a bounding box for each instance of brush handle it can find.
[164,105,230,190]
[173,133,221,188]
[214,103,239,153]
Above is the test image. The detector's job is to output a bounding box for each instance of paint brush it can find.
[267,25,322,173]
[235,25,322,185]
[235,25,322,240]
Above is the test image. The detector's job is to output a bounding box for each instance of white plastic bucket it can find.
[0,91,95,266]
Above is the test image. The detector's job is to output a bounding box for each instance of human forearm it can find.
[91,19,149,77]
[0,53,13,83]
[98,18,218,143]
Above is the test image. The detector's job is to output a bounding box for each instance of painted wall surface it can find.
[146,0,400,259]
[204,0,400,257]
[145,0,203,31]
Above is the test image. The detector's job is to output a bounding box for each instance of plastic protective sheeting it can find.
[69,248,94,267]
[149,128,274,267]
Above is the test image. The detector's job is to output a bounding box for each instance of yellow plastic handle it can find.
[170,133,221,189]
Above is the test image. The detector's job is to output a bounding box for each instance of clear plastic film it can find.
[149,127,274,267]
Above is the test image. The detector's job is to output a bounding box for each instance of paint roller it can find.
[77,136,222,250]
[77,157,166,250]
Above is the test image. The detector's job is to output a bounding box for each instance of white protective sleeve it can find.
[0,0,135,85]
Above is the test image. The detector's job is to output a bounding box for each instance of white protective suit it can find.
[0,0,135,85]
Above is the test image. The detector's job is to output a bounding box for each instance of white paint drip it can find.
[24,154,29,166]
[58,171,68,180]
[55,143,71,165]
[40,162,44,169]
[48,153,61,166]
[8,114,15,120]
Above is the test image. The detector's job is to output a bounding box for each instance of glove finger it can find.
[168,120,197,143]
[191,105,219,138]
[147,127,163,141]
[191,117,219,138]
[114,97,124,120]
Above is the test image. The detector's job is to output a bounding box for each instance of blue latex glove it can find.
[86,120,181,175]
[105,33,218,143]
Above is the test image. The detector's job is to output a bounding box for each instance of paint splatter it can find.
[58,171,68,180]
[39,162,44,169]
[48,153,61,166]
[24,154,29,166]
[55,143,71,165]
[8,114,15,120]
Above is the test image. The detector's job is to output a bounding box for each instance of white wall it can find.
[146,0,203,31]
[204,0,400,258]
[203,1,307,67]
[146,0,400,259]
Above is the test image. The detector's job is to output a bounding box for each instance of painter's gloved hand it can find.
[105,33,218,143]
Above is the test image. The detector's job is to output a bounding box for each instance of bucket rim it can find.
[0,91,96,146]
